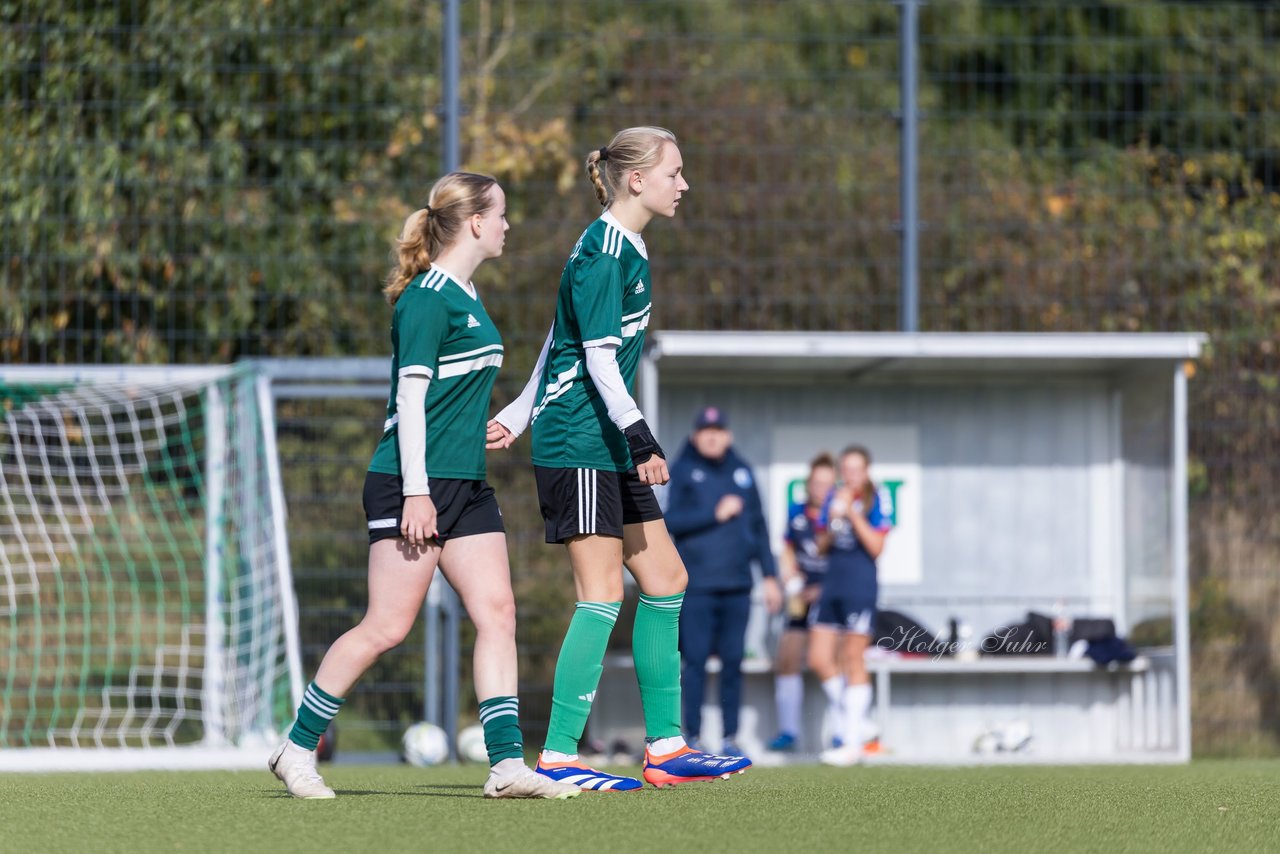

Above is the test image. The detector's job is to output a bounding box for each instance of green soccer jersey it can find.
[531,211,651,472]
[368,266,504,481]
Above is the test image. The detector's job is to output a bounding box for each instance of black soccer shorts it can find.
[533,465,664,544]
[363,471,504,545]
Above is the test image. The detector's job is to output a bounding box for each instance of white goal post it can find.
[0,364,304,771]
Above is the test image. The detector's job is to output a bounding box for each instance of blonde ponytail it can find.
[383,208,431,305]
[382,172,498,306]
[584,126,677,207]
[585,148,610,206]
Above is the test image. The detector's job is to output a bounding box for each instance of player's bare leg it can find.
[271,539,440,799]
[441,533,579,799]
[820,631,873,766]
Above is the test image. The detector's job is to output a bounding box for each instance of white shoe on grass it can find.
[484,758,582,799]
[269,740,336,799]
[819,744,865,768]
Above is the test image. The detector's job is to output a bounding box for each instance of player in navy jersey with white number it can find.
[269,173,578,801]
[767,452,837,752]
[809,445,892,766]
[490,127,751,791]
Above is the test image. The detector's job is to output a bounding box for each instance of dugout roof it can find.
[642,331,1207,378]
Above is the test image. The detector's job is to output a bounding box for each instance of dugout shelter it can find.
[592,330,1204,764]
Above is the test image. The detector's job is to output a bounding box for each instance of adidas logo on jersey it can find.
[634,280,646,294]
[467,314,481,328]
[578,690,596,703]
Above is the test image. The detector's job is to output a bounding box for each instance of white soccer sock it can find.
[842,682,873,745]
[821,676,845,745]
[647,736,686,755]
[540,749,578,763]
[821,675,845,710]
[775,674,803,736]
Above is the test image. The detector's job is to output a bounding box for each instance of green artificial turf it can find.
[3,761,1275,854]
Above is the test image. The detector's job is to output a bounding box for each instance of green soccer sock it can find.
[288,681,344,751]
[633,592,684,740]
[543,601,621,755]
[478,695,524,765]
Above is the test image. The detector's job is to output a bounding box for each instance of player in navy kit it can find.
[767,452,836,752]
[809,446,892,766]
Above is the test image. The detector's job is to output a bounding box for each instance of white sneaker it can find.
[483,758,581,800]
[268,740,336,799]
[819,744,865,768]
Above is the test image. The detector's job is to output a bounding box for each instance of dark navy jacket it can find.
[665,440,777,593]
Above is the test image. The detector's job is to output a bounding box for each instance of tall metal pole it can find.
[443,0,460,172]
[422,0,463,759]
[899,0,920,333]
[424,585,440,724]
[442,585,461,761]
[441,0,461,760]
[1171,363,1192,761]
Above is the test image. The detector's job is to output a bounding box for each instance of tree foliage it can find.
[6,1,1275,364]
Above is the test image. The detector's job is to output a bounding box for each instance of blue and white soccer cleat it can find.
[642,744,751,787]
[535,755,643,792]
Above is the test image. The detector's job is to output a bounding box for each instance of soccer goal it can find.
[0,365,303,770]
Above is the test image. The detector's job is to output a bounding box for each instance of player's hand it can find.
[714,494,744,522]
[401,494,438,549]
[623,420,666,480]
[486,418,516,450]
[636,454,669,486]
[762,576,783,615]
[831,487,855,519]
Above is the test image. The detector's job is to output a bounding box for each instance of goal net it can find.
[0,365,303,770]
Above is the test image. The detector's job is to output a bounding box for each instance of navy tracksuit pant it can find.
[680,587,752,740]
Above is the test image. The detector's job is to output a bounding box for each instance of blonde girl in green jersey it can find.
[269,172,578,802]
[489,128,751,790]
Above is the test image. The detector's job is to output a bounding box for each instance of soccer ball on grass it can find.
[402,721,449,767]
[457,723,489,764]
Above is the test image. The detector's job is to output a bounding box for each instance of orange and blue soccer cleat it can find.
[534,755,643,792]
[642,744,752,788]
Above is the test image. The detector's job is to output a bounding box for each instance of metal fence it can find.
[4,1,1278,755]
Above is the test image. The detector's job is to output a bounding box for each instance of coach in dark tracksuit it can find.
[665,406,781,755]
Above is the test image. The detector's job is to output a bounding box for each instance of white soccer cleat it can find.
[819,744,865,768]
[269,740,336,799]
[483,758,582,799]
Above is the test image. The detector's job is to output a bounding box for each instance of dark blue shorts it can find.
[810,584,877,635]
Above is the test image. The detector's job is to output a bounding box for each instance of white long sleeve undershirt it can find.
[396,374,430,495]
[494,326,553,437]
[493,329,643,435]
[583,342,643,431]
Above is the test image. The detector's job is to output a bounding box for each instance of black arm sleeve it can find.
[623,419,665,466]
